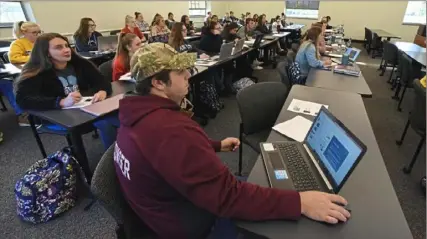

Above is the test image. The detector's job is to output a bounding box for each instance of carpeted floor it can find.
[0,44,425,239]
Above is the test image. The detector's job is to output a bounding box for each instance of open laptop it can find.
[209,42,234,61]
[232,39,245,55]
[260,107,367,194]
[244,34,264,48]
[97,35,118,53]
[332,47,361,65]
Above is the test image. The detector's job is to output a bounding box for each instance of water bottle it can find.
[347,38,352,47]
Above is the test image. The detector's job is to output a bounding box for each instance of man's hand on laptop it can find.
[220,137,240,152]
[300,191,351,224]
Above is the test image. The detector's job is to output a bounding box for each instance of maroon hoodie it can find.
[114,94,301,238]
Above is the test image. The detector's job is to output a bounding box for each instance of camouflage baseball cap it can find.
[130,43,197,82]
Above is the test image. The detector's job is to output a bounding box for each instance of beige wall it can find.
[0,1,420,42]
[0,1,188,39]
[226,1,420,42]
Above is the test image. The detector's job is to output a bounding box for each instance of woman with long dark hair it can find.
[16,33,118,150]
[73,17,102,52]
[169,22,206,57]
[135,12,150,31]
[180,15,195,35]
[112,33,142,81]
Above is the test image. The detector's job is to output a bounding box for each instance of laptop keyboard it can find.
[276,143,321,191]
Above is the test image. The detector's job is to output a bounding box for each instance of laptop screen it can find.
[305,107,365,191]
[345,48,360,62]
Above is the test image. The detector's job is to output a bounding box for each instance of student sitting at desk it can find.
[253,14,259,24]
[255,14,271,34]
[15,33,118,150]
[180,15,195,36]
[114,43,351,239]
[149,16,171,44]
[121,15,145,41]
[165,12,175,30]
[169,22,205,56]
[237,18,255,40]
[222,22,240,43]
[199,21,223,55]
[272,15,283,34]
[73,18,102,53]
[295,27,331,78]
[151,14,161,27]
[135,12,150,32]
[8,21,41,64]
[112,33,142,82]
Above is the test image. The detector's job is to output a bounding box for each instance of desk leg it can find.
[28,115,47,158]
[69,130,93,183]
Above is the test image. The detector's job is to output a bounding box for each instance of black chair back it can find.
[399,53,414,85]
[110,30,121,36]
[2,52,9,63]
[99,59,113,82]
[237,82,289,135]
[366,28,373,46]
[0,40,11,47]
[277,61,291,89]
[410,79,426,134]
[91,144,153,238]
[371,32,382,48]
[383,40,398,65]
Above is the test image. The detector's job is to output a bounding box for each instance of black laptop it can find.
[260,107,367,194]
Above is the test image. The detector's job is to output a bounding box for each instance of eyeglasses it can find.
[30,31,42,36]
[88,24,96,27]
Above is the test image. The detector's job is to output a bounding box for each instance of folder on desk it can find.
[333,65,361,77]
[80,94,124,116]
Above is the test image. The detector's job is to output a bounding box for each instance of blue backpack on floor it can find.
[14,148,80,224]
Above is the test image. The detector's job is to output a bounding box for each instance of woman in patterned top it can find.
[168,22,207,57]
[149,16,171,43]
[135,12,150,32]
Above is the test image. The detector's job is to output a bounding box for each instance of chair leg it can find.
[397,84,408,111]
[403,136,425,174]
[378,59,385,73]
[237,123,243,176]
[392,82,401,100]
[115,224,126,239]
[92,129,99,139]
[388,66,395,83]
[28,115,47,158]
[66,134,73,147]
[396,119,410,145]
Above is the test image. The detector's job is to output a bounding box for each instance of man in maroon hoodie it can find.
[114,43,350,238]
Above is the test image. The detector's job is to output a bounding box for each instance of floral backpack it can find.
[14,148,81,224]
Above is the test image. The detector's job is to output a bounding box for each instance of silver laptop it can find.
[97,35,118,52]
[210,42,234,61]
[232,39,245,55]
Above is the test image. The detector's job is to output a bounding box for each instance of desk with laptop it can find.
[306,47,372,97]
[234,85,412,239]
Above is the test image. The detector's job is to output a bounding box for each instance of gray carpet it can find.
[0,44,425,238]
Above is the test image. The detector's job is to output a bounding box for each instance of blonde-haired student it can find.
[8,21,41,64]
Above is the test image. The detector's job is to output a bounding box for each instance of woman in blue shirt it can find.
[295,27,331,77]
[73,18,102,52]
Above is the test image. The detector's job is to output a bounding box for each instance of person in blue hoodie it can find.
[73,17,102,52]
[295,27,331,78]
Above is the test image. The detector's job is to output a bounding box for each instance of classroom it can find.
[0,1,425,238]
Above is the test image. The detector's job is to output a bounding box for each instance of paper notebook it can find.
[63,97,93,109]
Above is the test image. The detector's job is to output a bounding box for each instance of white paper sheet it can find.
[287,99,329,116]
[63,97,93,109]
[119,72,136,83]
[273,116,313,142]
[195,60,217,66]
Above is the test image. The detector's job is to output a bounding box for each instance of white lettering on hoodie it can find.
[114,143,131,181]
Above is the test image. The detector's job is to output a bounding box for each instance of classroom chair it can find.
[110,30,121,36]
[277,61,291,89]
[371,32,383,58]
[396,79,426,174]
[365,28,373,53]
[99,59,113,82]
[379,40,398,82]
[91,144,154,239]
[236,82,289,175]
[2,52,9,63]
[0,40,10,47]
[363,27,370,50]
[393,53,416,111]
